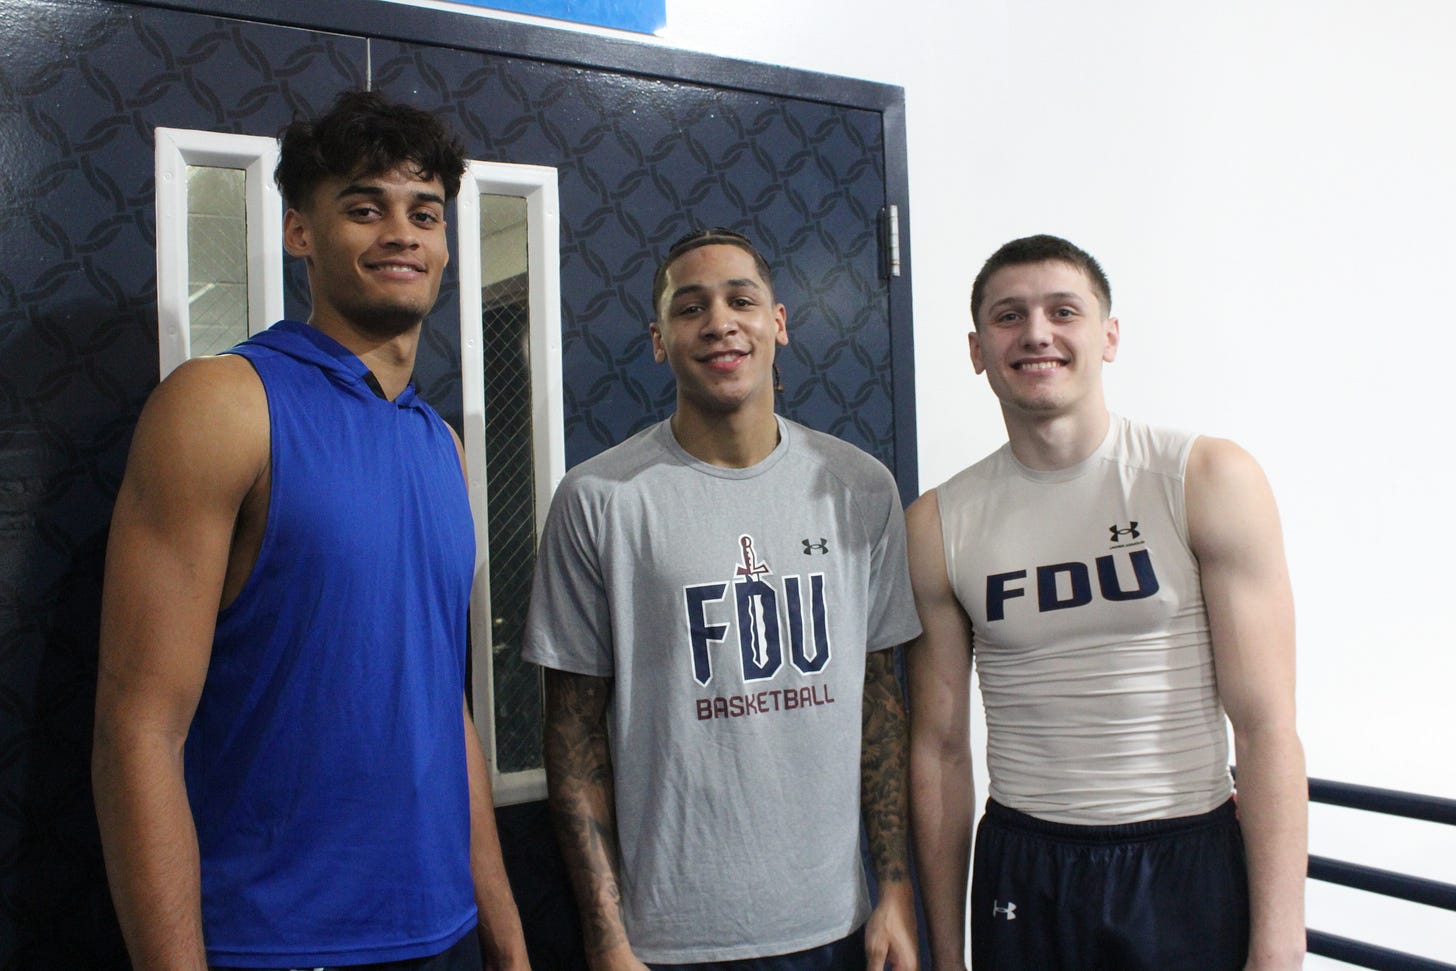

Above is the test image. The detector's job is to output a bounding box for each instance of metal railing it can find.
[1305,777,1456,971]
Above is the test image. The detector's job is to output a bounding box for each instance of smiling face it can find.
[651,243,788,422]
[283,164,449,341]
[969,259,1119,421]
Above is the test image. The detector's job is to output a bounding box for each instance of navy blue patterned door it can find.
[0,1,913,967]
[0,4,364,966]
[367,42,903,472]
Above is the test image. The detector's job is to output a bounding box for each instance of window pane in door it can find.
[186,165,248,357]
[480,193,542,774]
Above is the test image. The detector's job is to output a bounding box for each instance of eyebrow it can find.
[669,278,765,302]
[335,183,446,207]
[987,290,1087,310]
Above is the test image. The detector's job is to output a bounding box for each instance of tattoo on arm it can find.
[543,670,629,956]
[861,648,911,883]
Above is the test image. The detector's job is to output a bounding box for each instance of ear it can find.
[649,321,667,364]
[773,303,788,346]
[968,330,986,375]
[1102,315,1120,363]
[282,208,311,259]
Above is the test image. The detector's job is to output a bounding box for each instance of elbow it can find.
[90,708,127,797]
[1230,716,1303,755]
[909,723,972,767]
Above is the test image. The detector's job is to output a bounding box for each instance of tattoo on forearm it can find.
[544,671,629,954]
[861,649,911,883]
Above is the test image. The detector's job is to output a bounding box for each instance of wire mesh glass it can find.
[480,194,543,774]
[186,165,248,356]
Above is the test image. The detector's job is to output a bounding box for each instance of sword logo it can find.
[735,535,772,667]
[736,535,770,577]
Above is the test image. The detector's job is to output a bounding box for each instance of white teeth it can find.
[1018,361,1061,370]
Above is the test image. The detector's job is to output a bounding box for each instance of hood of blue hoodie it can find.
[233,320,422,409]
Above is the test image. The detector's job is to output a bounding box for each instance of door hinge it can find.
[879,204,901,279]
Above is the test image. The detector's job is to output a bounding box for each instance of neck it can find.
[308,313,422,401]
[1002,405,1111,471]
[670,402,780,469]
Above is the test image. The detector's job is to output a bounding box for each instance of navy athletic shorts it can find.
[970,798,1249,971]
[647,926,866,971]
[211,925,482,971]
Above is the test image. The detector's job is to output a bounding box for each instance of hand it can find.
[1244,954,1304,971]
[485,954,532,971]
[864,882,919,970]
[478,928,531,971]
[587,942,651,971]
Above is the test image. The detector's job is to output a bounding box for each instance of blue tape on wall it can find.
[452,0,666,34]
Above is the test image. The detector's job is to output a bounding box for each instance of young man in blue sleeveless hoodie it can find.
[94,91,529,971]
[907,235,1307,971]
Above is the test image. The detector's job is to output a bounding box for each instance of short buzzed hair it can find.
[652,228,775,319]
[970,234,1112,327]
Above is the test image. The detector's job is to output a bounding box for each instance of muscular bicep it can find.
[1185,437,1296,733]
[904,490,974,747]
[98,356,270,740]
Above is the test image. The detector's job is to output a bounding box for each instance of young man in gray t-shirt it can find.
[524,229,922,970]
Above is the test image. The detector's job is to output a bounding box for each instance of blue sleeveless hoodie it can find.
[185,320,477,965]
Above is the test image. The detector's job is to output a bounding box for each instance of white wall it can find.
[663,1,1456,965]
[404,0,1456,963]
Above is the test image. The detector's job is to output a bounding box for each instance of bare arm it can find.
[448,425,532,969]
[542,669,645,971]
[463,703,531,969]
[904,490,975,971]
[861,647,918,970]
[1186,437,1306,971]
[93,356,268,970]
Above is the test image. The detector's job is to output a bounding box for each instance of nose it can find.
[379,210,420,249]
[1020,307,1054,346]
[700,299,738,340]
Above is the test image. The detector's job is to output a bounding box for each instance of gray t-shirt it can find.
[524,417,921,963]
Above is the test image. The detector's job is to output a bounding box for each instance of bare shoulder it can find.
[905,488,943,545]
[130,356,267,473]
[142,354,266,426]
[904,490,951,587]
[1185,435,1283,560]
[117,354,270,526]
[1186,435,1268,490]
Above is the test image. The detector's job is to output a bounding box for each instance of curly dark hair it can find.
[273,90,467,210]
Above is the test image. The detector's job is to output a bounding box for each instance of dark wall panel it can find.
[0,1,911,966]
[372,41,894,470]
[0,2,362,964]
